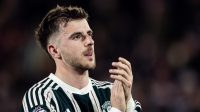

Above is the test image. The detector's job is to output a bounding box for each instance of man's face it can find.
[56,19,96,70]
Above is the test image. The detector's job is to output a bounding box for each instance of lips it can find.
[83,49,93,56]
[84,51,93,56]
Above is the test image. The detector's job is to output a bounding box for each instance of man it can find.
[21,5,141,112]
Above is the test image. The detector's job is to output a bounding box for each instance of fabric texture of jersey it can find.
[20,73,142,112]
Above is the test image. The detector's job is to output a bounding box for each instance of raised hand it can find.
[109,57,133,102]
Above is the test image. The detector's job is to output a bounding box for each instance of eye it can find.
[88,31,93,37]
[71,34,82,40]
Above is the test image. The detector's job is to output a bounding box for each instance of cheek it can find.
[64,44,82,55]
[60,40,84,54]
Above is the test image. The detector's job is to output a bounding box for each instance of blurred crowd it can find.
[0,0,199,112]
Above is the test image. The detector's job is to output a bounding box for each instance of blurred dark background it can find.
[0,0,200,112]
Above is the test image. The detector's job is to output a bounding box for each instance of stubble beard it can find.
[62,52,96,72]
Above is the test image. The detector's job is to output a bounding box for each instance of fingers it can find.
[111,61,132,77]
[110,74,132,88]
[109,69,129,80]
[118,57,132,70]
[109,57,133,84]
[110,57,133,77]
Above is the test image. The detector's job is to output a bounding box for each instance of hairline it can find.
[47,18,88,49]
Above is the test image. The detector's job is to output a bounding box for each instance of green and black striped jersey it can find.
[20,73,142,112]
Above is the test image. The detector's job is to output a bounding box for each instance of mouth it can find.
[83,49,94,60]
[84,50,93,56]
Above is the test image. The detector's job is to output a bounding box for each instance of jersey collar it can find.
[49,73,92,95]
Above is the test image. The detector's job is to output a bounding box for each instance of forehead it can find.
[60,19,91,34]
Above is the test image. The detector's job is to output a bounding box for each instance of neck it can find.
[55,62,89,89]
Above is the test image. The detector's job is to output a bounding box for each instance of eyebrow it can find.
[69,30,93,38]
[87,30,93,35]
[70,32,82,38]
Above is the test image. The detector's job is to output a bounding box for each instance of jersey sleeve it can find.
[134,100,142,112]
[109,107,122,112]
[126,98,142,112]
[20,88,58,112]
[108,98,142,112]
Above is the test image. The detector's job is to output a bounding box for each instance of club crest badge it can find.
[32,106,47,112]
[102,101,111,112]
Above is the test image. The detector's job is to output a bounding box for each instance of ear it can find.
[47,44,61,59]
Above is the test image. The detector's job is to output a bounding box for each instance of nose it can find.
[84,36,94,46]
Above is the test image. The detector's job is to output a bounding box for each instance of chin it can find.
[87,63,96,69]
[90,64,96,69]
[84,62,96,70]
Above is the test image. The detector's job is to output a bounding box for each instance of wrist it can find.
[109,107,123,112]
[126,95,132,103]
[127,97,135,107]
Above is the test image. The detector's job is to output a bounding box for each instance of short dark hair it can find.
[35,5,88,53]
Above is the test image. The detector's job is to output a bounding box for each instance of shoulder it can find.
[25,77,59,96]
[22,77,59,110]
[90,78,113,89]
